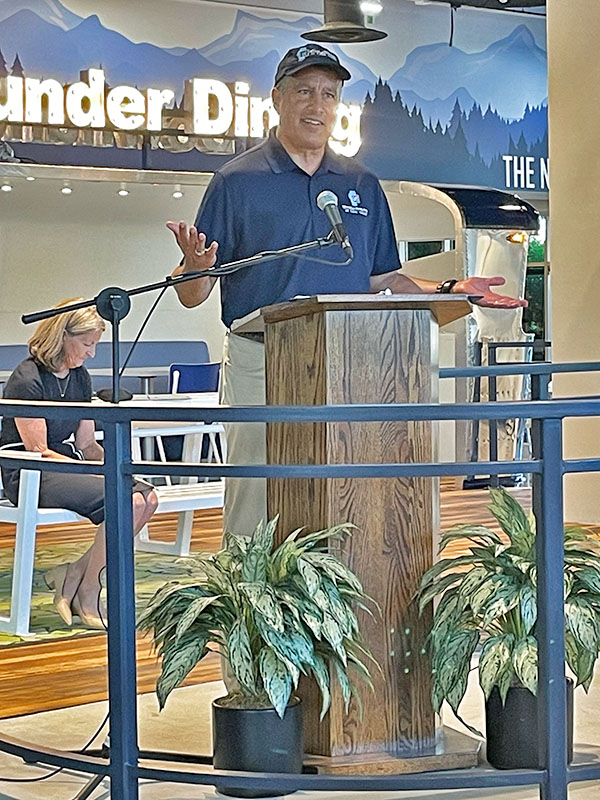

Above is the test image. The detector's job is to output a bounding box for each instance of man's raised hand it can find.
[166,221,219,270]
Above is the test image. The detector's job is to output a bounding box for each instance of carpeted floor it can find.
[0,542,200,646]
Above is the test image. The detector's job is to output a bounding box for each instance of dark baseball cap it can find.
[274,45,351,87]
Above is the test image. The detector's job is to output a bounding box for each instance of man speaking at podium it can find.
[167,44,526,537]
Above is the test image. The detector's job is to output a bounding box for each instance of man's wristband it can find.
[436,278,458,294]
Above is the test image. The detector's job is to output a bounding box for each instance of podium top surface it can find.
[231,294,479,334]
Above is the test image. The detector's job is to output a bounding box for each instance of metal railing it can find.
[0,359,600,800]
[458,340,552,489]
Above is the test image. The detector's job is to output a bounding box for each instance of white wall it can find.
[547,0,600,524]
[0,176,225,359]
[0,174,459,359]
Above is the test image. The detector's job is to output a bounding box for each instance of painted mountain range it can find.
[0,0,548,187]
[389,26,547,121]
[0,2,546,119]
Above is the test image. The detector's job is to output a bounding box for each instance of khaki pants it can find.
[219,331,267,539]
[219,332,267,691]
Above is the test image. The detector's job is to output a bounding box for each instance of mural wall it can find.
[0,0,548,190]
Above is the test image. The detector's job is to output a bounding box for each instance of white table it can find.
[96,392,222,462]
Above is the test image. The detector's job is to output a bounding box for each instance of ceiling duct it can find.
[301,0,387,44]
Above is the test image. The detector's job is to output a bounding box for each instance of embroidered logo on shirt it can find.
[341,188,369,217]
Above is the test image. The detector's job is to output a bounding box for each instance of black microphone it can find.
[316,190,354,260]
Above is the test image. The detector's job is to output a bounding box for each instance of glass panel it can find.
[406,240,444,260]
[522,265,545,341]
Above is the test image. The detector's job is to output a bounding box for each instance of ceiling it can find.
[432,1,544,8]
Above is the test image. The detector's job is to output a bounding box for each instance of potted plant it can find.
[417,487,600,769]
[138,517,376,797]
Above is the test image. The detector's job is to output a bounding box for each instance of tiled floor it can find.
[0,667,599,800]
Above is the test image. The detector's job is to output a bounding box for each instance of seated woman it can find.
[0,299,158,629]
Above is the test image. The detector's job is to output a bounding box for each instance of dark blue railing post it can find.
[531,407,568,800]
[103,419,139,800]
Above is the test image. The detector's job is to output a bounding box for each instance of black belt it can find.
[234,331,265,344]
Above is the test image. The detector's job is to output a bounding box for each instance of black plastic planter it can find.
[485,679,574,769]
[212,696,303,798]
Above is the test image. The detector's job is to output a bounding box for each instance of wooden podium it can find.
[237,294,478,773]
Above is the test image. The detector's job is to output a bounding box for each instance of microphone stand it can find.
[22,232,338,403]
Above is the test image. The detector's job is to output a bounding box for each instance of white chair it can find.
[146,363,227,486]
[0,444,224,635]
[0,450,87,635]
[132,421,224,556]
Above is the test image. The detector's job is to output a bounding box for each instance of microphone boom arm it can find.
[21,233,337,403]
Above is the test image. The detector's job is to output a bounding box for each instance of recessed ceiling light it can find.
[118,182,129,197]
[25,176,35,182]
[172,184,184,199]
[1,183,12,192]
[61,184,72,195]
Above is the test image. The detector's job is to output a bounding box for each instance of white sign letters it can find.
[0,68,362,157]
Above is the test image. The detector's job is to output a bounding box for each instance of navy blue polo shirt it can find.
[194,130,401,328]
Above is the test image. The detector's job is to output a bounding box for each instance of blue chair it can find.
[91,340,211,395]
[153,362,224,480]
[168,362,221,394]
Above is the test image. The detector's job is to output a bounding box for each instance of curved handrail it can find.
[1,362,600,798]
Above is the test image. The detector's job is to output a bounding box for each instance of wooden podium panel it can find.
[265,300,440,758]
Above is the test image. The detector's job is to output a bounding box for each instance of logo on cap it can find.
[296,46,339,64]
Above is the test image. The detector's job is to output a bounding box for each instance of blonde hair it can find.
[28,298,105,372]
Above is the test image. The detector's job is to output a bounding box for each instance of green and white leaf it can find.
[241,582,285,632]
[250,516,278,553]
[456,566,492,600]
[479,635,514,698]
[438,524,504,552]
[519,585,537,634]
[488,487,534,557]
[575,566,600,595]
[497,662,515,704]
[174,595,222,642]
[227,618,256,692]
[310,653,332,720]
[512,636,538,693]
[157,633,209,709]
[241,548,268,583]
[481,580,521,626]
[332,655,352,713]
[418,573,463,615]
[258,647,292,718]
[566,598,600,653]
[304,552,363,592]
[297,558,322,597]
